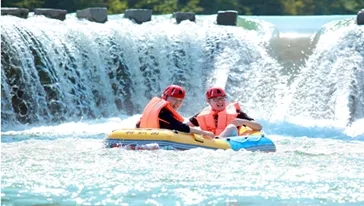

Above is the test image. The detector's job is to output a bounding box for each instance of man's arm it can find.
[233,110,262,131]
[186,113,199,127]
[160,110,214,138]
[230,118,262,131]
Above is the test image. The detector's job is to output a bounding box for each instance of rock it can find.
[1,7,29,18]
[34,8,67,21]
[124,9,152,24]
[217,10,238,26]
[76,7,108,23]
[357,9,364,25]
[175,12,195,24]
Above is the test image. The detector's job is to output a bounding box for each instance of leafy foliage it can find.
[1,0,362,15]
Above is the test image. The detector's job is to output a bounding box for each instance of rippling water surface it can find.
[2,117,364,205]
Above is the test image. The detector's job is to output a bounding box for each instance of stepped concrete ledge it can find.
[175,12,195,24]
[358,9,364,25]
[123,9,152,24]
[217,10,238,26]
[34,8,67,21]
[1,7,29,18]
[76,7,107,23]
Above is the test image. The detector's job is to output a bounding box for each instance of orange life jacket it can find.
[196,102,241,135]
[139,97,184,128]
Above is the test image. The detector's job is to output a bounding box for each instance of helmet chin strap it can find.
[161,95,167,100]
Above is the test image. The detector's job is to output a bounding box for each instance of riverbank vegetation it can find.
[2,0,362,15]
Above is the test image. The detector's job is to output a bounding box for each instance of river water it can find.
[1,14,363,205]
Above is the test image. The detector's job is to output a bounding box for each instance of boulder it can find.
[1,7,29,18]
[217,10,238,26]
[34,8,67,21]
[175,12,195,24]
[124,9,152,24]
[76,7,108,23]
[357,9,364,25]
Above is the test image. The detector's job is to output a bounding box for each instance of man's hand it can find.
[230,118,262,131]
[203,131,215,139]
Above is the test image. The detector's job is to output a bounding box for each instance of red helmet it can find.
[162,85,186,99]
[206,87,226,99]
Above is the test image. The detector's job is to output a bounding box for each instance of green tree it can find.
[106,0,128,14]
[280,0,298,15]
[328,0,361,14]
[135,0,177,14]
[179,0,203,13]
[198,0,216,14]
[239,0,284,15]
[74,0,105,10]
[42,0,77,12]
[2,0,362,15]
[5,0,45,10]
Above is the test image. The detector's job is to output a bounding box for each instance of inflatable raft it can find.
[105,127,276,152]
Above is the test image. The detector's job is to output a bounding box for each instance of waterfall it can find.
[1,15,281,127]
[1,15,363,130]
[286,18,364,127]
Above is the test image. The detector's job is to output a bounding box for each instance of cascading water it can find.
[2,14,364,205]
[2,15,364,136]
[285,18,364,127]
[1,15,283,128]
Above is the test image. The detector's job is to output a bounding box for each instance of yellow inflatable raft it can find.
[105,127,276,152]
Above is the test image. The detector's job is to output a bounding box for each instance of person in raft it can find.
[187,87,262,137]
[136,85,215,138]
